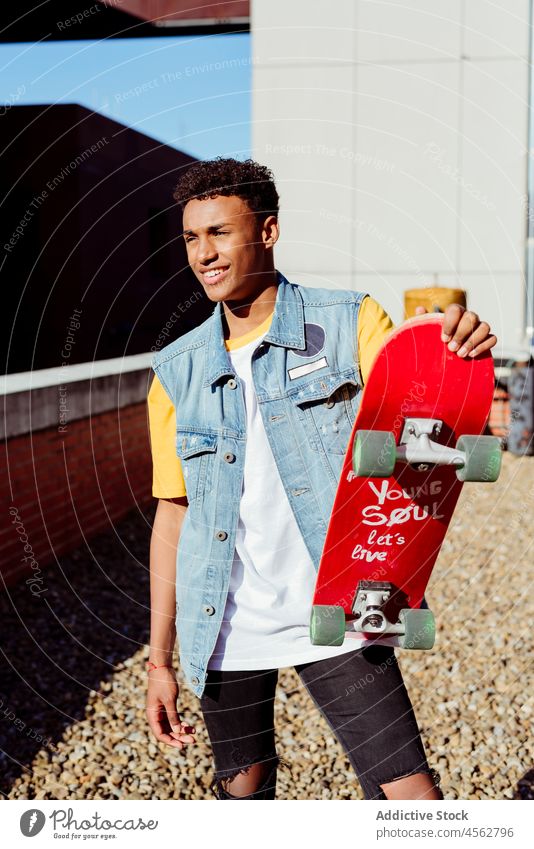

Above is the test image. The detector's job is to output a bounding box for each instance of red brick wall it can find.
[0,402,153,590]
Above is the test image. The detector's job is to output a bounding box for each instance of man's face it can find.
[182,194,277,304]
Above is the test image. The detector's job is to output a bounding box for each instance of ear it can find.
[260,214,279,249]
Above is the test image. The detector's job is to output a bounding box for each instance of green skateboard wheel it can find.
[352,430,397,478]
[310,605,346,646]
[455,435,502,482]
[398,608,436,650]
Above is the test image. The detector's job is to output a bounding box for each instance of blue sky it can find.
[0,33,251,160]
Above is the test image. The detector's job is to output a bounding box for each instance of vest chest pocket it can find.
[292,371,362,455]
[175,429,218,503]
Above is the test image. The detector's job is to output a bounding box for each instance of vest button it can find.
[227,378,237,389]
[191,676,200,685]
[223,452,236,463]
[215,530,228,541]
[203,604,215,616]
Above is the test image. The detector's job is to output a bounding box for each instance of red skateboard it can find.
[310,315,502,650]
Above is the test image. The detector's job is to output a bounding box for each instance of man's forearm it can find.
[149,497,188,664]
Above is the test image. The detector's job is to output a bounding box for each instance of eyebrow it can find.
[183,222,232,236]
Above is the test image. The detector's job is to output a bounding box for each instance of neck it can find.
[222,270,279,340]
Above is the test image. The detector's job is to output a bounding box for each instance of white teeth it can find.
[204,267,227,279]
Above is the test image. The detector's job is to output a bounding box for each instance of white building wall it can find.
[251,0,530,356]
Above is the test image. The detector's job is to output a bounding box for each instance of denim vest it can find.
[152,271,368,696]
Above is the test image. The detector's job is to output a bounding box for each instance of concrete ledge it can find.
[2,354,155,440]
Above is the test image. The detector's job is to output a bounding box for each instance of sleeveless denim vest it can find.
[152,271,368,696]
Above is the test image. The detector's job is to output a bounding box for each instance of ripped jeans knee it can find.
[375,767,443,800]
[210,755,290,800]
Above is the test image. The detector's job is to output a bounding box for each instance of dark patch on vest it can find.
[292,323,326,358]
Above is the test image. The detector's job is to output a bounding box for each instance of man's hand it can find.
[414,303,497,358]
[146,666,197,750]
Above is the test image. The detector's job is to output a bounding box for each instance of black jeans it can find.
[199,645,439,800]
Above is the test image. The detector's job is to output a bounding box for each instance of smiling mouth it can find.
[201,266,230,284]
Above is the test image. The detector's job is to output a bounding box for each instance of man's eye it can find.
[215,231,228,235]
[184,236,195,243]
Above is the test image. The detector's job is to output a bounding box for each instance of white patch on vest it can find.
[287,356,328,380]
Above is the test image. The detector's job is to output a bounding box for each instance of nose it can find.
[198,235,217,265]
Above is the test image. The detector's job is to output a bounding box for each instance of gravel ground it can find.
[1,451,533,800]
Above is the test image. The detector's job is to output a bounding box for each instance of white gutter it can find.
[2,352,154,396]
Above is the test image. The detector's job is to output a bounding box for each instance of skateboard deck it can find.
[310,314,502,650]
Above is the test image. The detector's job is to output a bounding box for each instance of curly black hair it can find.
[172,156,279,221]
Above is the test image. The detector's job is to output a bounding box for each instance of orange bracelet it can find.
[146,661,173,672]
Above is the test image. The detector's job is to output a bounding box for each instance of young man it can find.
[145,158,496,801]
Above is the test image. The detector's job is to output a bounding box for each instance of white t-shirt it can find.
[207,330,366,670]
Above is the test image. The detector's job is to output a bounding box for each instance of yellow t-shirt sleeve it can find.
[357,295,396,384]
[147,373,187,499]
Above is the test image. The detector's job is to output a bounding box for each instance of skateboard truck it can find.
[351,580,417,638]
[352,423,502,481]
[397,418,464,470]
[349,579,436,648]
[351,580,393,634]
[310,580,436,650]
[352,581,436,650]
